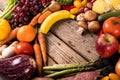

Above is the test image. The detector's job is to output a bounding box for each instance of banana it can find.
[40,10,75,34]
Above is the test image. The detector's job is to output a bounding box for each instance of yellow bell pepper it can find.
[0,18,11,41]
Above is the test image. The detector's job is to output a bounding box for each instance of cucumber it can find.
[98,10,120,22]
[56,0,73,5]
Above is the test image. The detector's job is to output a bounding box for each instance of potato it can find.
[61,71,100,80]
[74,72,100,80]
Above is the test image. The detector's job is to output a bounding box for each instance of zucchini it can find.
[98,10,120,22]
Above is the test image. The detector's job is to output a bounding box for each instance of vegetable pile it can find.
[0,0,120,80]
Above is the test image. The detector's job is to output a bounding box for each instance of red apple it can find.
[95,33,119,58]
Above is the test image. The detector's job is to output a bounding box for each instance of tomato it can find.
[115,58,120,77]
[14,42,33,55]
[103,17,120,38]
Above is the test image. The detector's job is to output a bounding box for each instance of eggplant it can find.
[0,54,36,80]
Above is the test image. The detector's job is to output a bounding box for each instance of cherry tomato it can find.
[101,73,120,80]
[109,73,120,80]
[14,42,33,55]
[103,17,120,38]
[101,76,109,80]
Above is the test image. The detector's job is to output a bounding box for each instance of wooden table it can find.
[45,19,100,66]
[0,14,100,80]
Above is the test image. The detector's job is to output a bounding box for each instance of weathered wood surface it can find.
[46,19,100,65]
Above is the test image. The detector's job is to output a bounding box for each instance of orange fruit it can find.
[17,25,36,42]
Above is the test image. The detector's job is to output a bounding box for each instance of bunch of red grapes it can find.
[10,0,44,28]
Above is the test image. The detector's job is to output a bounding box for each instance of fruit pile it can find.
[0,0,120,80]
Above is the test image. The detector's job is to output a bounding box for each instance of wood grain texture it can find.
[49,19,99,61]
[45,18,100,65]
[46,32,86,64]
[47,56,57,66]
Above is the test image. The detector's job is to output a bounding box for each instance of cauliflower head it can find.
[108,0,120,10]
[92,0,113,14]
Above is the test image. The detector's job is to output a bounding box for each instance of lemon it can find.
[108,0,120,10]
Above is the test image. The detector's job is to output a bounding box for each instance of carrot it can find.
[38,10,52,24]
[29,13,42,27]
[0,27,19,46]
[33,43,43,76]
[38,32,47,66]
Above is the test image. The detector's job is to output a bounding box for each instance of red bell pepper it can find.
[62,5,75,11]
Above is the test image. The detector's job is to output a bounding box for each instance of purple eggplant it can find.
[0,54,36,80]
